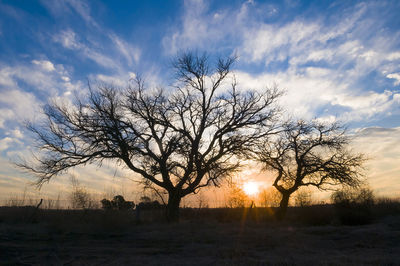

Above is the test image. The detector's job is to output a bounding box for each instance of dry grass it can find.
[0,201,399,265]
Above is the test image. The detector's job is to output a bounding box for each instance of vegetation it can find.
[1,188,399,264]
[332,186,375,225]
[1,203,399,265]
[18,52,281,222]
[69,175,94,209]
[256,119,366,219]
[100,195,134,210]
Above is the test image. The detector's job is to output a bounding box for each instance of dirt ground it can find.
[1,214,399,265]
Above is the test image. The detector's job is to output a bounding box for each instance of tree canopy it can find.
[256,119,366,219]
[19,52,281,221]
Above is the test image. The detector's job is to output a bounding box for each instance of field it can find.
[0,204,399,265]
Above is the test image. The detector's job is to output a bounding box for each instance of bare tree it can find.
[18,52,281,222]
[256,119,365,219]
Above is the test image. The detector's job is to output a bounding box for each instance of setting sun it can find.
[243,181,259,197]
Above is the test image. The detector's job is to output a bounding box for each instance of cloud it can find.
[63,0,98,28]
[162,0,246,55]
[332,90,400,120]
[387,52,400,61]
[94,74,127,87]
[0,137,13,151]
[0,109,14,129]
[53,29,128,71]
[0,59,85,129]
[161,1,400,124]
[31,60,56,72]
[387,73,400,85]
[40,0,98,28]
[109,34,141,66]
[53,29,82,50]
[234,70,400,122]
[352,127,400,197]
[0,89,40,126]
[6,128,23,139]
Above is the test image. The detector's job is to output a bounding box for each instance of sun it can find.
[243,181,259,197]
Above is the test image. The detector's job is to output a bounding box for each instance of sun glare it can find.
[243,181,259,196]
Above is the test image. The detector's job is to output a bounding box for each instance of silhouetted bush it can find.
[292,205,335,226]
[136,200,162,210]
[332,187,375,225]
[100,195,134,210]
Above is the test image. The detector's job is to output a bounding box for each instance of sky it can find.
[0,0,399,204]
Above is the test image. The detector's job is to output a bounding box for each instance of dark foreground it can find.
[0,206,399,265]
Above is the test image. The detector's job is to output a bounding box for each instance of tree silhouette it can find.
[19,52,281,222]
[256,119,365,219]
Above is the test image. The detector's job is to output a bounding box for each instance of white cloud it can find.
[31,60,55,72]
[1,62,66,94]
[0,67,17,87]
[61,76,70,82]
[352,127,400,197]
[162,0,242,55]
[332,90,400,120]
[387,52,400,61]
[0,109,14,128]
[0,137,13,151]
[234,68,400,122]
[40,0,98,29]
[0,60,85,128]
[54,29,121,70]
[53,29,82,50]
[95,74,126,87]
[64,0,98,28]
[387,73,400,85]
[0,89,41,125]
[109,34,141,66]
[8,128,23,139]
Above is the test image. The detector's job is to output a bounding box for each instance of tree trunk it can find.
[166,191,182,223]
[276,192,291,220]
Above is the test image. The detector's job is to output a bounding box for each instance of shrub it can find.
[258,187,281,207]
[136,200,162,210]
[100,195,134,210]
[70,186,93,209]
[294,189,313,207]
[331,187,375,225]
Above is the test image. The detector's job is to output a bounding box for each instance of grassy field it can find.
[0,203,399,265]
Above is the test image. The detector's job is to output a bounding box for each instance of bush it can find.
[136,200,162,210]
[294,189,313,207]
[70,187,93,209]
[100,195,134,210]
[331,187,375,225]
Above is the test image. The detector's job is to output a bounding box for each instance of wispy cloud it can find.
[352,127,400,196]
[53,29,121,70]
[109,34,141,66]
[0,59,85,130]
[40,0,98,28]
[31,60,56,72]
[163,1,400,123]
[53,29,82,50]
[386,73,400,85]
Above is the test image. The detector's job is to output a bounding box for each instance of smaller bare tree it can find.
[258,187,281,207]
[69,175,93,209]
[256,119,366,219]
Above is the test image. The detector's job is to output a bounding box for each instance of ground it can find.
[0,209,399,265]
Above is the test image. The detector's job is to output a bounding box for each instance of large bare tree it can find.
[19,52,281,222]
[256,119,365,219]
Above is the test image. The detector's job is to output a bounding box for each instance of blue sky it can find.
[0,0,399,203]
